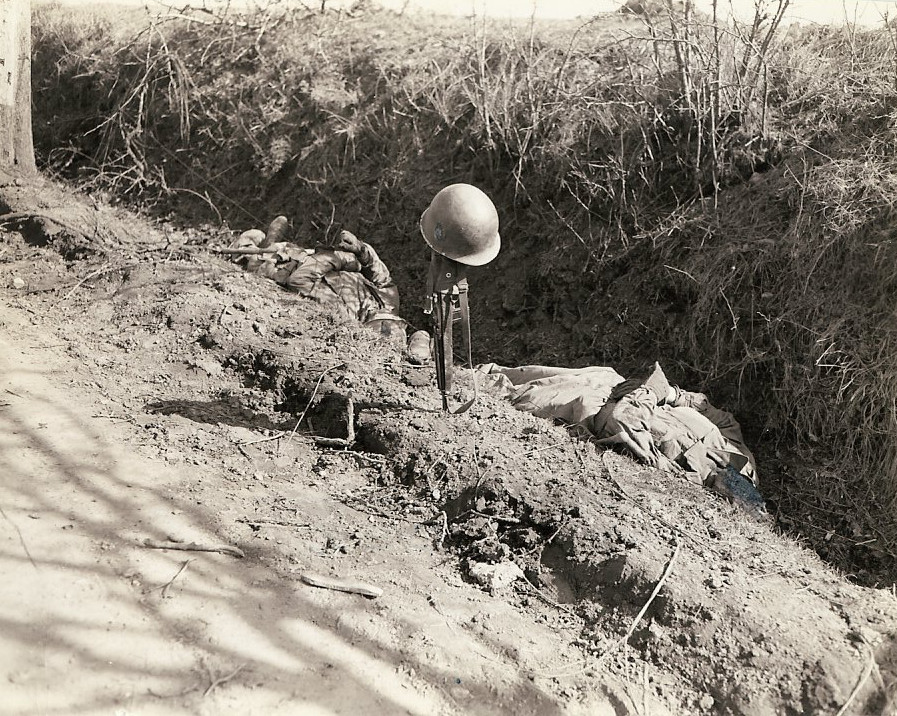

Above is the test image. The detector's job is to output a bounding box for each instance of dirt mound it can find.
[3,172,896,714]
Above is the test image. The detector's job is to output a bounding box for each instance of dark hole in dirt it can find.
[229,350,282,392]
[292,393,354,441]
[3,215,49,247]
[538,543,578,604]
[440,479,511,522]
[145,391,355,442]
[52,231,96,262]
[0,203,97,261]
[272,377,320,415]
[538,541,635,609]
[353,410,391,455]
[535,542,640,609]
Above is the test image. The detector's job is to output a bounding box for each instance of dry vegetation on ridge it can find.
[26,0,897,585]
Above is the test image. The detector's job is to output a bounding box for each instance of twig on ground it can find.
[429,598,459,635]
[339,496,432,525]
[439,510,449,546]
[834,643,876,716]
[0,503,36,569]
[596,540,682,666]
[299,571,383,598]
[525,521,565,556]
[236,432,286,446]
[203,663,246,698]
[471,440,489,493]
[142,538,245,558]
[519,572,579,618]
[320,447,386,465]
[145,558,193,598]
[161,559,192,598]
[92,413,133,422]
[470,509,521,524]
[312,435,352,448]
[237,518,311,529]
[642,662,649,716]
[524,441,567,457]
[59,262,114,303]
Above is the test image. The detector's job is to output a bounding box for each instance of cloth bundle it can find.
[478,361,758,488]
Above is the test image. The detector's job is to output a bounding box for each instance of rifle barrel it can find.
[213,246,282,255]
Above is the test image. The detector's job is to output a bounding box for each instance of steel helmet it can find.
[420,184,500,266]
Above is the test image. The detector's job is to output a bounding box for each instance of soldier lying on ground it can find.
[478,361,766,515]
[230,217,430,362]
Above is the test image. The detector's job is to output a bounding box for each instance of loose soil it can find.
[2,171,896,715]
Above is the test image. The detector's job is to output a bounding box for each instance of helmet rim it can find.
[419,185,501,266]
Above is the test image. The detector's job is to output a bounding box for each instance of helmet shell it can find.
[420,184,500,266]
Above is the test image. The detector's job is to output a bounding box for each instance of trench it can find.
[9,207,897,715]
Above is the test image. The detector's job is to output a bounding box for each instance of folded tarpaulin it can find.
[477,362,758,486]
[476,363,625,424]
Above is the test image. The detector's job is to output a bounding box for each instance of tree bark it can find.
[0,0,35,173]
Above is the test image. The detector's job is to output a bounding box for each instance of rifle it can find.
[214,246,283,255]
[213,246,314,257]
[425,251,477,413]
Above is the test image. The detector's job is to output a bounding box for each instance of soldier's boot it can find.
[406,330,432,365]
[259,215,290,248]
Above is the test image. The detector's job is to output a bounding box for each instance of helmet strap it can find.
[426,251,468,294]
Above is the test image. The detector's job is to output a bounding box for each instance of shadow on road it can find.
[0,358,568,715]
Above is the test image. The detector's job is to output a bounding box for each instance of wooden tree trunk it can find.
[0,0,35,173]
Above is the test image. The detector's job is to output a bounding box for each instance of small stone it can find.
[11,277,25,289]
[191,358,223,376]
[468,560,524,595]
[699,695,715,710]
